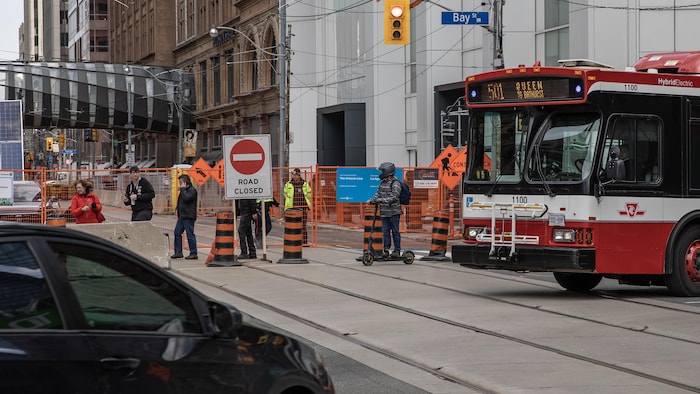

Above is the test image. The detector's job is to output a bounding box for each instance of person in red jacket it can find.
[70,179,103,224]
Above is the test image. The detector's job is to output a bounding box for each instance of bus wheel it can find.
[665,226,700,297]
[553,272,602,292]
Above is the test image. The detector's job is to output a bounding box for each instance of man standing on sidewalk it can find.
[123,166,155,221]
[171,174,198,260]
[237,198,258,259]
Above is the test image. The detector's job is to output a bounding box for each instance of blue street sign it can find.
[62,149,77,154]
[441,11,489,25]
[336,167,403,203]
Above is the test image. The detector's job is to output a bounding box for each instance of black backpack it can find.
[396,180,411,205]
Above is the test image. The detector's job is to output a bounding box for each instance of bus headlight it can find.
[467,227,487,240]
[553,229,576,243]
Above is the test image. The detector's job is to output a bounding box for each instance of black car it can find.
[0,223,334,393]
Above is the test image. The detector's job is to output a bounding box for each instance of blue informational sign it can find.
[441,11,489,25]
[336,167,403,203]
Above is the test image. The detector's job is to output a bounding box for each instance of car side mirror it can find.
[208,301,243,337]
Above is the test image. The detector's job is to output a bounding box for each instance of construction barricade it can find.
[421,210,451,261]
[207,211,240,267]
[278,208,308,264]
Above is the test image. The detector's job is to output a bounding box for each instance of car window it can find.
[48,242,202,333]
[0,242,62,329]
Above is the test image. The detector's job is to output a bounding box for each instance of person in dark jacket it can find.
[123,166,155,221]
[255,197,280,246]
[368,162,403,258]
[171,174,198,260]
[237,199,258,259]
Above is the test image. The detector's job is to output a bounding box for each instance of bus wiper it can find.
[485,153,518,197]
[534,147,556,197]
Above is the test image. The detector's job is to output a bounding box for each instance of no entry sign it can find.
[230,139,265,175]
[223,135,272,199]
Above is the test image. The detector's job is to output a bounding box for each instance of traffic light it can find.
[58,133,65,149]
[46,137,54,151]
[83,129,92,142]
[92,128,99,142]
[384,0,410,45]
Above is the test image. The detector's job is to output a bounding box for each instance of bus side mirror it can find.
[606,158,626,180]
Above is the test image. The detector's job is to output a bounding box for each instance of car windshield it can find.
[13,183,41,203]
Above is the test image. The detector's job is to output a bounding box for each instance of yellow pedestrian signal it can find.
[58,133,66,149]
[384,0,410,45]
[46,137,54,152]
[92,128,99,142]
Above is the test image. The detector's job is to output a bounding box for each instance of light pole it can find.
[209,23,287,196]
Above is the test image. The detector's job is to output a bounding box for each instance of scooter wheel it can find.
[403,251,415,264]
[362,252,374,266]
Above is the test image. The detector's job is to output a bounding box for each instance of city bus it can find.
[451,52,700,296]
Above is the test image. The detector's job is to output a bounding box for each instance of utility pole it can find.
[493,0,504,69]
[126,82,134,167]
[279,0,288,198]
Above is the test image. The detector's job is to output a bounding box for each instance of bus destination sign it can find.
[467,76,585,104]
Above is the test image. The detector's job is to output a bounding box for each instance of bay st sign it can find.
[441,12,489,25]
[223,135,272,199]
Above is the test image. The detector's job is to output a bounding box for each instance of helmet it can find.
[378,162,395,179]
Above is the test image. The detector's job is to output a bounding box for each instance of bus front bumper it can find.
[451,244,596,272]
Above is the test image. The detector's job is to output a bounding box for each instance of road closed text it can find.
[232,178,263,195]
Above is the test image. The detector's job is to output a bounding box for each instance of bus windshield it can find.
[466,109,530,182]
[467,109,600,183]
[528,112,600,182]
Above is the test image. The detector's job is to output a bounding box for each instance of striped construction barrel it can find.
[421,210,451,261]
[277,208,309,264]
[208,211,240,267]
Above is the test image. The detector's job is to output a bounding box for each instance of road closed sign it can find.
[223,135,272,199]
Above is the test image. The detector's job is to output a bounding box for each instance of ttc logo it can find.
[618,202,645,217]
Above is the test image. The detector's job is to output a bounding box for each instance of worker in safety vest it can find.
[284,168,312,245]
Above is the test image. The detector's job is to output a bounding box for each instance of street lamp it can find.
[209,24,288,197]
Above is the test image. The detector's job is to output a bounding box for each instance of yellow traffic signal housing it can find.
[92,128,99,142]
[384,0,410,45]
[58,133,66,149]
[46,137,54,151]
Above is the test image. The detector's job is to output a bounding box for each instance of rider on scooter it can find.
[368,162,403,258]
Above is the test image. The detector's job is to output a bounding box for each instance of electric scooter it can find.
[362,204,415,266]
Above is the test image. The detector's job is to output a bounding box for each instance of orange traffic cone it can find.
[207,211,240,267]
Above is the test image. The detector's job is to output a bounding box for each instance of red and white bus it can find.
[452,52,700,296]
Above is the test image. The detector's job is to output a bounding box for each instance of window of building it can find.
[212,129,221,149]
[90,30,109,53]
[213,56,221,106]
[199,60,207,110]
[89,0,108,20]
[543,0,569,66]
[264,32,277,87]
[225,50,234,102]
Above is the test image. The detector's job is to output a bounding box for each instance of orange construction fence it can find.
[2,165,462,247]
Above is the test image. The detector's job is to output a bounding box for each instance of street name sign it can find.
[441,12,489,25]
[223,135,272,199]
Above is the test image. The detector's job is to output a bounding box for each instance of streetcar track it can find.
[240,260,700,392]
[175,269,494,394]
[177,257,700,392]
